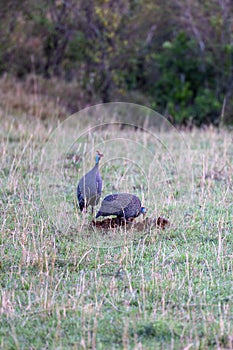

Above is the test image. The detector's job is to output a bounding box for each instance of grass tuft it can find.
[0,111,232,349]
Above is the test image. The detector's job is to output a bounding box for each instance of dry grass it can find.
[0,107,233,349]
[0,74,103,123]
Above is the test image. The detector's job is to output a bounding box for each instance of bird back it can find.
[96,193,141,219]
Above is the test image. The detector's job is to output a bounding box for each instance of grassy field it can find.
[0,110,233,349]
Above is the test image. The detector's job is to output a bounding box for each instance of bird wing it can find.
[99,194,135,215]
[96,170,102,195]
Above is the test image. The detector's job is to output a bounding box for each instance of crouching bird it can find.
[77,151,103,214]
[96,193,146,221]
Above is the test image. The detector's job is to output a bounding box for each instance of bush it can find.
[148,32,222,126]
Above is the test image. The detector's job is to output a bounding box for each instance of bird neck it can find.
[95,155,100,165]
[93,162,99,172]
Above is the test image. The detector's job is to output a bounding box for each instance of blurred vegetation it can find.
[0,0,233,126]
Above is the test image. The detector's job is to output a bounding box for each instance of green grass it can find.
[0,112,233,349]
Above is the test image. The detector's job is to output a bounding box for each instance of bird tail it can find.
[96,211,101,218]
[77,187,85,212]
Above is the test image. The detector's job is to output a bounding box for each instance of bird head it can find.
[96,150,103,164]
[141,207,147,217]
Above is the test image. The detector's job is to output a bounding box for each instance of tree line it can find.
[1,0,232,125]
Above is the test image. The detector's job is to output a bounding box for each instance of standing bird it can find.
[77,151,103,214]
[96,193,146,221]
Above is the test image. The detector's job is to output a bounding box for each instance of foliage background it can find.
[0,0,233,125]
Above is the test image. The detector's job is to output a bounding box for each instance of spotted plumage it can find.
[96,193,146,220]
[77,151,103,213]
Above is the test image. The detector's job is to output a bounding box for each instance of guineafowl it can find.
[96,193,146,221]
[77,151,103,214]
